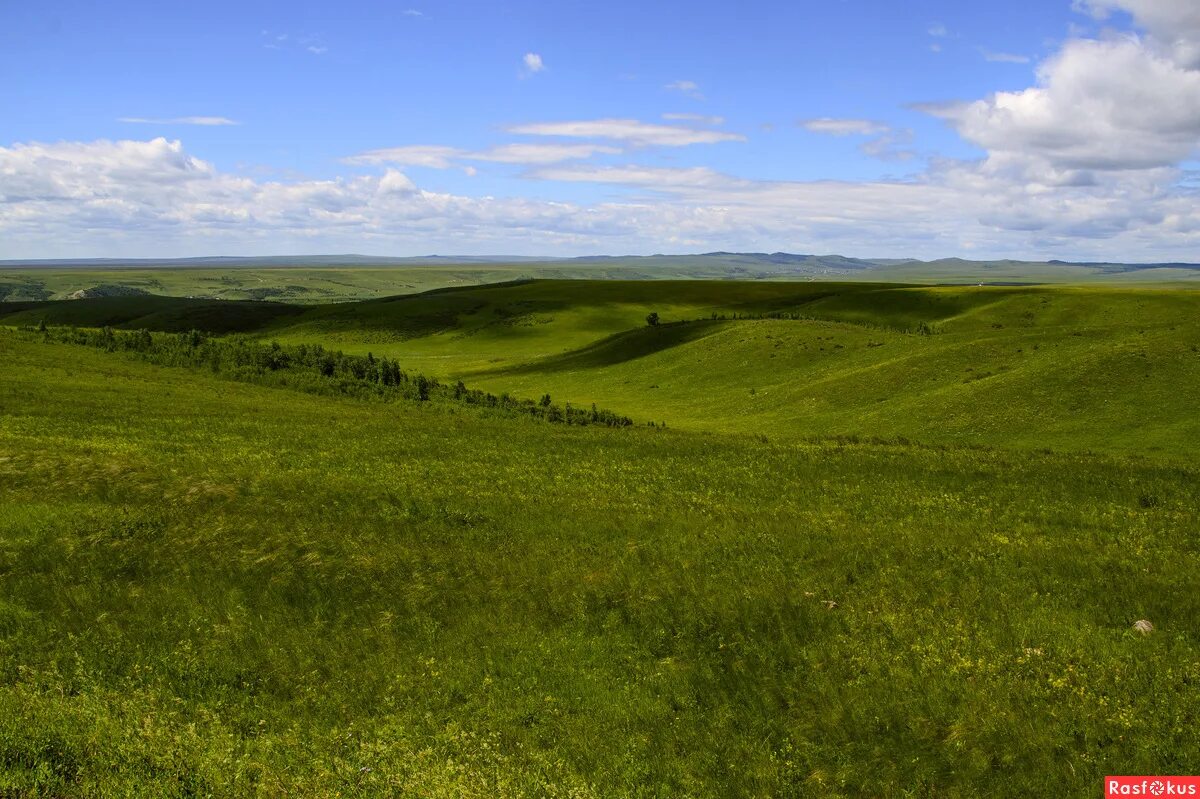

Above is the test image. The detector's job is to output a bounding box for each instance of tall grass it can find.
[1,331,1197,796]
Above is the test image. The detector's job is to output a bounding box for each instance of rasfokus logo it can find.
[1107,777,1200,797]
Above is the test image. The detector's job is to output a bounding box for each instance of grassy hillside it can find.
[259,281,1199,458]
[0,295,304,333]
[460,286,1200,456]
[2,331,1197,796]
[6,280,1197,457]
[0,267,541,304]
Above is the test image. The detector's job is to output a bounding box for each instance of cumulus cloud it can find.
[1077,0,1200,67]
[0,138,214,202]
[4,135,1199,261]
[6,2,1200,261]
[506,118,743,147]
[119,116,240,126]
[922,37,1200,171]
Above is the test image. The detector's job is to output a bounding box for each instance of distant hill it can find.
[4,251,1197,278]
[2,254,1198,305]
[0,254,556,269]
[4,278,1198,457]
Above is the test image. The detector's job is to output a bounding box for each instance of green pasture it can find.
[0,333,1197,796]
[2,277,1198,796]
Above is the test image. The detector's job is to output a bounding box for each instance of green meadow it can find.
[1,278,1198,796]
[8,279,1195,456]
[0,267,533,304]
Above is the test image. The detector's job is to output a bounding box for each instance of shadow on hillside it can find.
[0,296,307,334]
[483,319,726,375]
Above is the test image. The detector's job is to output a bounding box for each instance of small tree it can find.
[645,312,660,327]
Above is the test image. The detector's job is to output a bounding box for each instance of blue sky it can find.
[2,0,1198,260]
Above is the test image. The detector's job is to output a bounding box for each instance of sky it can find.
[2,0,1199,261]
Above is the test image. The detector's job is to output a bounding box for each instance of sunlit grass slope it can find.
[258,280,1200,458]
[6,279,1196,456]
[474,313,1200,456]
[2,332,1198,797]
[260,280,896,369]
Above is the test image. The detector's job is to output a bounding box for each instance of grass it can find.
[5,280,1198,458]
[2,278,1198,795]
[0,267,546,304]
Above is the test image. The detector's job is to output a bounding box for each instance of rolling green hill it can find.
[0,295,304,333]
[0,267,542,304]
[5,280,1197,458]
[1,330,1197,796]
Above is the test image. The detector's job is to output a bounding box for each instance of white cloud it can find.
[472,143,620,164]
[664,80,704,100]
[307,45,328,55]
[928,23,948,37]
[662,113,725,125]
[344,142,620,168]
[344,145,461,168]
[6,3,1200,261]
[523,53,545,74]
[119,116,240,126]
[923,37,1200,171]
[1077,0,1200,67]
[800,118,889,136]
[980,49,1032,63]
[402,9,423,16]
[506,118,743,147]
[530,164,736,189]
[859,130,916,162]
[5,135,1199,261]
[801,119,913,161]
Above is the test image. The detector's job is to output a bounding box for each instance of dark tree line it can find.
[30,326,634,428]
